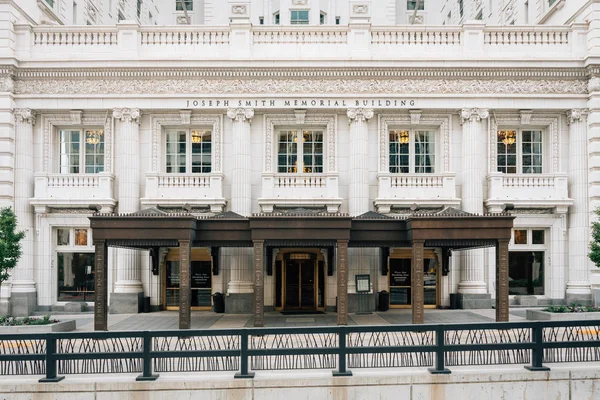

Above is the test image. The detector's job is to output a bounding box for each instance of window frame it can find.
[55,227,95,303]
[175,0,193,11]
[290,9,310,25]
[57,127,106,174]
[388,128,439,174]
[163,127,213,174]
[496,128,545,174]
[508,227,547,296]
[276,126,325,174]
[407,0,425,11]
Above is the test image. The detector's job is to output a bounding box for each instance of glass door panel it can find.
[285,261,300,308]
[300,260,315,309]
[191,261,212,307]
[166,260,180,308]
[389,258,411,306]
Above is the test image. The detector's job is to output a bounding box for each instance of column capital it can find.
[460,108,489,124]
[566,108,589,125]
[14,108,36,125]
[346,108,374,123]
[227,108,254,123]
[112,108,141,124]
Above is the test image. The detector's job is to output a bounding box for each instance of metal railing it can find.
[1,320,599,382]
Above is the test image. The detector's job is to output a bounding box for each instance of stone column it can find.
[94,240,108,331]
[566,109,592,303]
[496,239,509,322]
[253,240,264,327]
[224,108,255,312]
[411,240,425,324]
[10,109,37,316]
[179,240,191,329]
[111,108,143,313]
[347,108,373,217]
[337,240,349,325]
[457,108,491,308]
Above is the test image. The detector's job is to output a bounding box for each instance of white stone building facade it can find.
[0,0,599,316]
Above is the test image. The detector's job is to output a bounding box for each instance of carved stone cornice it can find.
[14,108,36,125]
[112,108,141,124]
[347,108,374,123]
[227,108,254,123]
[567,109,588,125]
[460,108,489,124]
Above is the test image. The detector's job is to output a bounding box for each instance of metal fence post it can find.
[136,331,159,381]
[235,329,255,378]
[333,326,352,376]
[428,326,451,374]
[525,323,550,372]
[39,335,64,383]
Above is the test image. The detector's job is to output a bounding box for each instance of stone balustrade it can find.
[258,173,342,213]
[485,173,572,213]
[11,23,587,61]
[30,173,116,212]
[374,173,459,213]
[141,173,226,213]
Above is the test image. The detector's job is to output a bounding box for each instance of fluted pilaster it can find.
[458,108,488,294]
[11,109,36,293]
[347,108,373,216]
[226,108,254,295]
[566,109,592,299]
[113,108,142,293]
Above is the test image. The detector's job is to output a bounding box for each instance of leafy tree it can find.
[0,207,25,293]
[589,207,600,268]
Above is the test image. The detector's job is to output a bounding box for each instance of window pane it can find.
[57,228,70,246]
[84,130,105,173]
[59,130,80,174]
[57,252,95,302]
[414,131,435,173]
[497,130,517,174]
[508,251,544,295]
[514,229,528,244]
[522,130,542,174]
[75,229,88,246]
[291,9,309,24]
[302,130,324,173]
[165,130,187,173]
[532,230,545,245]
[191,130,212,173]
[278,131,298,173]
[389,130,411,173]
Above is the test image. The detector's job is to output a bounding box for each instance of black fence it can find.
[1,320,599,382]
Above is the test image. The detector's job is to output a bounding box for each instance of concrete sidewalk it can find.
[48,308,531,331]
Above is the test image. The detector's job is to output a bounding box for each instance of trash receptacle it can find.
[213,292,225,313]
[378,290,389,311]
[143,296,151,313]
[450,294,459,310]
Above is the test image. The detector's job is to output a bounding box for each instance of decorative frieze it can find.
[13,78,588,95]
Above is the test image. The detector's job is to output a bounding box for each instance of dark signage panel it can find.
[390,258,411,286]
[191,261,211,289]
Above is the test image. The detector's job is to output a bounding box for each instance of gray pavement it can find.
[47,308,533,331]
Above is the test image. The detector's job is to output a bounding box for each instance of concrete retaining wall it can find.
[0,320,76,333]
[1,365,598,399]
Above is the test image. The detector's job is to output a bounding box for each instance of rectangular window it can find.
[497,129,543,174]
[274,12,280,24]
[335,16,340,25]
[165,129,212,174]
[320,12,326,25]
[475,10,483,20]
[259,16,264,25]
[45,0,55,8]
[176,0,193,11]
[118,11,125,21]
[549,0,557,6]
[137,0,142,18]
[277,128,324,173]
[389,129,435,173]
[291,10,309,25]
[59,129,105,174]
[407,0,424,10]
[459,0,464,17]
[514,229,528,244]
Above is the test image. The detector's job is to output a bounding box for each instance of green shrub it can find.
[544,304,600,313]
[0,314,58,326]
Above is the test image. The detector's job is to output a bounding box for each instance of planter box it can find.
[0,320,76,334]
[526,310,600,321]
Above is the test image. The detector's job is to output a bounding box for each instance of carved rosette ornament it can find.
[347,108,374,123]
[227,108,254,123]
[567,109,588,125]
[460,108,489,124]
[112,108,141,124]
[14,108,36,125]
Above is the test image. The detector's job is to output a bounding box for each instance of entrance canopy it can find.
[90,207,514,330]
